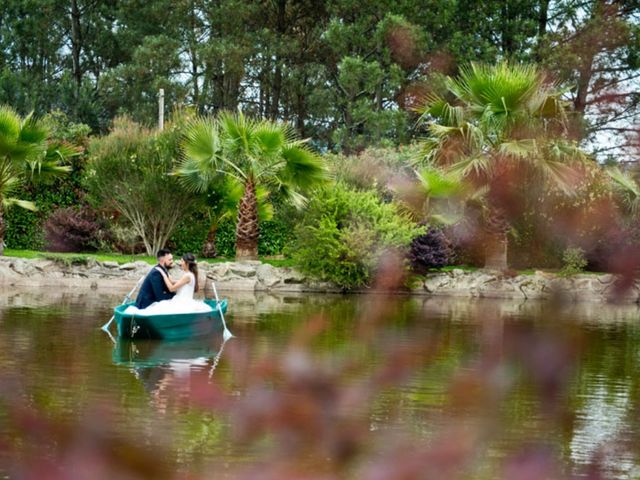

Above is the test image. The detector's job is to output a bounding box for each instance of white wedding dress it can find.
[125,272,212,316]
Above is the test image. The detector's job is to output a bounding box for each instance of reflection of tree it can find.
[566,321,640,476]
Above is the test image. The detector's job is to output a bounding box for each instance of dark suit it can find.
[135,265,175,309]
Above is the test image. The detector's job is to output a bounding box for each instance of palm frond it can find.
[607,167,640,215]
[0,106,22,155]
[450,154,492,178]
[279,144,327,191]
[182,117,221,164]
[253,122,286,157]
[416,167,464,198]
[3,196,37,211]
[498,139,538,159]
[174,157,218,193]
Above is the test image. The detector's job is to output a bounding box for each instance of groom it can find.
[135,248,176,309]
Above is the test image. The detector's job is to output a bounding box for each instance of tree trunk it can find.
[235,178,259,260]
[484,232,508,271]
[484,205,510,271]
[202,222,218,258]
[70,0,83,106]
[0,203,5,256]
[269,0,286,120]
[189,0,200,109]
[534,0,550,60]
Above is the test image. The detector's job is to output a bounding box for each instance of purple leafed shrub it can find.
[408,227,453,273]
[44,206,104,252]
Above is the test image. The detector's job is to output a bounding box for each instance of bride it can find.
[126,253,212,315]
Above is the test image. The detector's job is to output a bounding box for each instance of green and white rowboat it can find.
[113,299,228,340]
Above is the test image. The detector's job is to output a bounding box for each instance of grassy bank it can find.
[3,249,296,268]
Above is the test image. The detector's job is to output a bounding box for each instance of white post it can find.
[158,88,165,131]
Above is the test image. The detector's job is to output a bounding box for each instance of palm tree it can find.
[178,111,326,260]
[419,62,586,270]
[0,106,72,255]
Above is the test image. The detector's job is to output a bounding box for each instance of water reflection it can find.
[113,335,229,415]
[1,287,640,478]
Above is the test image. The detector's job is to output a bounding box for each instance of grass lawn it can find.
[3,249,297,268]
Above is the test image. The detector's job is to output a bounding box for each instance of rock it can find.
[207,263,231,279]
[230,263,257,278]
[305,280,340,292]
[101,261,119,269]
[423,274,450,293]
[9,259,28,275]
[597,274,615,284]
[256,263,281,288]
[0,265,19,280]
[31,260,56,272]
[216,277,257,291]
[85,258,99,269]
[281,268,306,284]
[452,268,464,277]
[119,262,137,270]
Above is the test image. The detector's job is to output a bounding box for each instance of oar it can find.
[211,281,233,341]
[101,273,147,332]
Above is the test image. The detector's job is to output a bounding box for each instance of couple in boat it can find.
[124,248,212,316]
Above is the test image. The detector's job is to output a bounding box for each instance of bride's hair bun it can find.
[182,252,197,264]
[182,252,199,292]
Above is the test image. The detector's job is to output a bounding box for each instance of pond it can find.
[1,288,639,479]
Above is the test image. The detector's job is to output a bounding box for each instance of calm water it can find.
[1,288,640,479]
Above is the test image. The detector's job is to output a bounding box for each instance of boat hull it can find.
[114,299,228,340]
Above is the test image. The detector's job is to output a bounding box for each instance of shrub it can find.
[214,219,236,258]
[559,247,587,277]
[408,227,453,273]
[290,184,423,289]
[85,116,197,256]
[326,145,419,199]
[258,218,296,257]
[5,111,91,250]
[168,212,209,256]
[44,206,105,252]
[212,215,297,259]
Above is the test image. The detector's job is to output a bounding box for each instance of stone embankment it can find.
[419,268,639,303]
[0,257,338,293]
[1,257,638,303]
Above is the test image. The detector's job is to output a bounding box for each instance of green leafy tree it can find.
[178,111,326,260]
[85,117,196,256]
[291,183,422,289]
[419,62,586,270]
[0,106,72,255]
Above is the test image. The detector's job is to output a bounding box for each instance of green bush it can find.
[5,159,86,250]
[168,213,209,256]
[290,184,422,289]
[5,111,91,250]
[559,247,588,277]
[213,216,296,259]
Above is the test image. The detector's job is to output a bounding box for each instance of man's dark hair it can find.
[157,248,172,259]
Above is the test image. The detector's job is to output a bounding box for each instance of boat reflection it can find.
[112,335,229,414]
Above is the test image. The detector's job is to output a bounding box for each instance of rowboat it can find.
[113,299,228,340]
